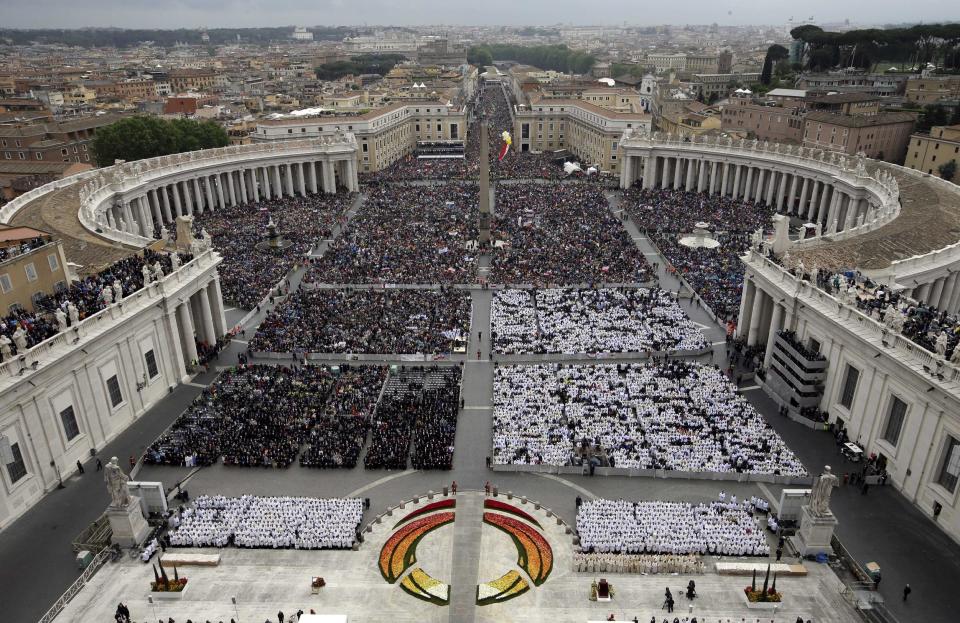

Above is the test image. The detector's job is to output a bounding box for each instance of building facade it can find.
[802,111,916,163]
[905,124,960,178]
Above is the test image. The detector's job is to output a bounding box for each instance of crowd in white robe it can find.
[492,361,806,476]
[169,495,362,549]
[491,287,707,354]
[576,497,770,556]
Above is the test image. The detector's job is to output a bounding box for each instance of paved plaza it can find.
[5,181,960,623]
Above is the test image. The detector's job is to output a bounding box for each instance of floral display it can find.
[400,567,450,606]
[483,509,554,586]
[476,570,530,606]
[379,511,455,583]
[393,499,456,529]
[483,499,542,528]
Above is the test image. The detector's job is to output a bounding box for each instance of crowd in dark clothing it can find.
[623,187,775,322]
[305,183,479,284]
[250,288,471,355]
[491,183,652,285]
[177,193,353,309]
[143,365,387,468]
[0,248,192,360]
[0,235,51,261]
[365,366,462,470]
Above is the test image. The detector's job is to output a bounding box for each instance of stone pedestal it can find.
[794,504,837,556]
[107,495,150,547]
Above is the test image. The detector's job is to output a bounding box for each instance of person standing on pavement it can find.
[76,460,84,474]
[903,584,911,601]
[96,457,103,471]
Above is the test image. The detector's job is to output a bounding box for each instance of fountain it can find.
[678,221,720,249]
[255,216,293,252]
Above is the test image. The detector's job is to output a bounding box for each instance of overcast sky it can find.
[1,0,958,29]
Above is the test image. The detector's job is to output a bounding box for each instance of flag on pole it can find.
[498,131,512,161]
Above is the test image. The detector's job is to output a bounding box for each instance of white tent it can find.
[563,161,583,175]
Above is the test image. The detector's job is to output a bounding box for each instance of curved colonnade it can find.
[622,131,960,542]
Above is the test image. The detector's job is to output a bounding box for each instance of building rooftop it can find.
[806,92,878,104]
[766,88,807,98]
[804,110,916,127]
[793,163,960,271]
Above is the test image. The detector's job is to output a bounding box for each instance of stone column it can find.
[660,156,671,188]
[696,161,707,193]
[284,164,295,196]
[204,177,215,210]
[322,160,335,194]
[765,171,777,206]
[178,302,199,365]
[346,158,358,192]
[237,168,247,204]
[148,189,162,226]
[805,182,819,220]
[192,177,205,214]
[736,278,755,340]
[273,166,284,197]
[826,193,841,233]
[208,277,228,337]
[225,172,237,207]
[709,161,719,195]
[172,183,183,216]
[818,185,832,224]
[844,197,858,230]
[719,162,730,197]
[105,208,115,229]
[197,288,217,345]
[744,167,754,201]
[776,173,789,211]
[930,277,946,309]
[215,174,226,209]
[916,282,932,303]
[747,287,765,346]
[122,200,136,233]
[181,181,194,216]
[164,310,187,381]
[798,177,809,216]
[671,157,681,189]
[732,164,743,199]
[786,174,799,214]
[138,196,153,237]
[160,187,173,223]
[763,303,784,368]
[307,161,319,194]
[947,274,960,313]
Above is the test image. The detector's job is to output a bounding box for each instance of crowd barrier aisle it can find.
[490,462,812,486]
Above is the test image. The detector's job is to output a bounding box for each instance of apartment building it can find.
[0,115,124,164]
[905,75,960,105]
[905,124,960,178]
[0,226,71,314]
[802,111,916,162]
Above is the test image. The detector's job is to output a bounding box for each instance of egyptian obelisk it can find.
[478,120,491,245]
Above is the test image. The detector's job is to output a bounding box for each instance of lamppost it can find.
[232,596,240,622]
[50,459,64,489]
[148,595,157,621]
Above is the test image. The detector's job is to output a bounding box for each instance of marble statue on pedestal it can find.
[142,264,153,285]
[152,261,164,282]
[112,280,123,302]
[951,346,960,365]
[936,331,949,358]
[68,302,79,325]
[55,309,68,333]
[0,335,12,360]
[101,286,113,305]
[159,226,170,245]
[169,252,180,271]
[12,327,28,353]
[810,466,838,516]
[104,456,131,508]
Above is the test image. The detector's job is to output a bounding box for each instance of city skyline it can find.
[2,0,959,30]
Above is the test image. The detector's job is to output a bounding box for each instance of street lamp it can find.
[50,459,64,489]
[232,596,240,622]
[148,595,157,621]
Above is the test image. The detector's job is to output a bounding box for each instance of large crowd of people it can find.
[490,287,706,354]
[492,361,806,476]
[0,249,191,361]
[168,494,362,549]
[305,183,479,284]
[144,365,387,468]
[490,183,652,285]
[365,366,462,470]
[576,497,770,556]
[623,187,775,322]
[181,193,353,309]
[250,288,471,355]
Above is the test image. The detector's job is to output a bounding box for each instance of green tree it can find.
[92,116,228,166]
[916,104,951,134]
[940,160,958,182]
[761,45,789,85]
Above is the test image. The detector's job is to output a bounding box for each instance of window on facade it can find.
[59,405,80,441]
[24,263,37,282]
[144,349,159,379]
[5,442,27,483]
[47,254,59,272]
[882,396,908,446]
[106,375,123,407]
[937,436,960,492]
[0,273,11,294]
[839,365,860,409]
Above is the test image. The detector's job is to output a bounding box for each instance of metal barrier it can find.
[37,548,111,623]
